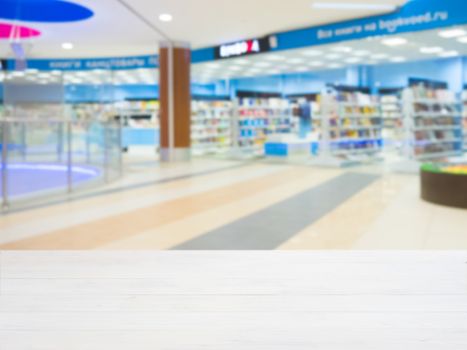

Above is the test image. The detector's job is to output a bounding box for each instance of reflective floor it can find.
[0,157,466,250]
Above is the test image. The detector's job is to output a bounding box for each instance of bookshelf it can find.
[191,100,233,156]
[402,86,463,160]
[235,97,292,156]
[317,89,383,164]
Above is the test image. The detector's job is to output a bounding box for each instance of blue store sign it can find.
[7,55,158,71]
[275,0,467,51]
[191,0,467,63]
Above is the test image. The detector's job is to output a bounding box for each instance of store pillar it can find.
[159,41,191,162]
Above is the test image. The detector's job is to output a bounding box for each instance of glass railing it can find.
[0,118,123,211]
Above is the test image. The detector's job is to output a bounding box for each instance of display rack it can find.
[315,88,383,166]
[379,88,404,151]
[191,100,233,156]
[235,97,292,156]
[402,85,463,161]
[462,89,467,151]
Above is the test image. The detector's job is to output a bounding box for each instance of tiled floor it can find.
[0,158,466,250]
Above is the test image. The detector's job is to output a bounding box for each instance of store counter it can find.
[122,127,159,148]
[264,134,319,157]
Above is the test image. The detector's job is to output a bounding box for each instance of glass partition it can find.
[0,118,122,211]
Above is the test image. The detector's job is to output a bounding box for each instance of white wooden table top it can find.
[1,251,467,349]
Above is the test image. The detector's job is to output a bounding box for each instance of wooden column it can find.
[159,42,191,162]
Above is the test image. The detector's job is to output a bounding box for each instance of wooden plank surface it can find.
[1,252,467,349]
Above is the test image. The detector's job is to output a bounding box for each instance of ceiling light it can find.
[439,51,459,58]
[457,36,467,43]
[302,49,323,57]
[62,42,74,50]
[420,46,443,54]
[331,46,352,53]
[159,14,173,22]
[295,66,309,72]
[325,53,342,59]
[229,66,242,71]
[438,28,466,38]
[381,37,407,46]
[312,2,397,11]
[328,63,343,69]
[353,50,370,56]
[390,56,406,63]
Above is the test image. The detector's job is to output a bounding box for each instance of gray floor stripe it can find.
[174,172,380,250]
[1,162,252,215]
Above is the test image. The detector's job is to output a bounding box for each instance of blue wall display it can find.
[0,0,93,23]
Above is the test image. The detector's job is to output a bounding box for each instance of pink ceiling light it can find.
[0,22,41,39]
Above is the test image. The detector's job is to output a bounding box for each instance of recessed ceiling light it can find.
[353,50,371,56]
[311,2,397,11]
[332,46,352,53]
[328,63,343,69]
[302,49,323,57]
[325,53,342,59]
[62,42,74,50]
[381,37,407,46]
[159,14,173,22]
[370,53,388,60]
[438,28,466,38]
[457,36,467,43]
[390,56,406,63]
[420,46,443,54]
[439,50,459,58]
[295,66,309,72]
[229,66,242,71]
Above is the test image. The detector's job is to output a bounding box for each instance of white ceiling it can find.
[0,0,407,59]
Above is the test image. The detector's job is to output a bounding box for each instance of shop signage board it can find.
[6,55,158,71]
[276,0,467,51]
[193,0,467,63]
[215,37,272,59]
